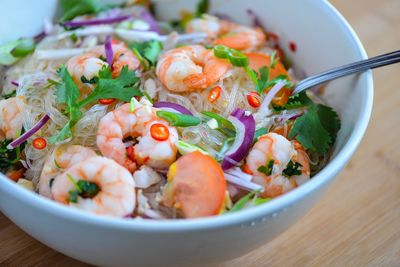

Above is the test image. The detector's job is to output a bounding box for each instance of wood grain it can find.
[1,0,400,266]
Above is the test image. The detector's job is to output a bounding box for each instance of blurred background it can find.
[0,0,399,266]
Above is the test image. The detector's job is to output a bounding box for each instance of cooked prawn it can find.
[66,43,140,95]
[0,97,23,140]
[156,45,230,92]
[186,15,266,51]
[96,102,178,172]
[245,133,310,198]
[38,145,97,199]
[51,156,136,217]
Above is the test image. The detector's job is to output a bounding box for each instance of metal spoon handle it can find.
[293,50,400,94]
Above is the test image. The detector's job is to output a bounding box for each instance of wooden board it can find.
[1,0,400,266]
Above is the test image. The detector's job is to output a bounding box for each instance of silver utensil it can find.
[293,50,400,94]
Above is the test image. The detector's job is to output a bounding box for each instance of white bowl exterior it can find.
[0,0,373,266]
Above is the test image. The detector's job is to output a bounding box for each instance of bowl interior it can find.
[0,0,373,230]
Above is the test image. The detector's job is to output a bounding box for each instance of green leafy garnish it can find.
[228,190,270,213]
[59,0,101,22]
[0,139,23,172]
[50,65,141,143]
[0,38,36,65]
[1,90,16,100]
[289,103,340,155]
[282,160,302,177]
[257,160,274,176]
[272,91,312,111]
[129,40,163,69]
[80,75,99,84]
[67,174,100,203]
[76,65,141,107]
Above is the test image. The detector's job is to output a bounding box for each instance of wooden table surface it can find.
[1,0,400,266]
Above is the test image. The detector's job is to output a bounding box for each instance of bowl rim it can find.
[0,0,373,232]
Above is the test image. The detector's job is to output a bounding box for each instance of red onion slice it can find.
[258,80,286,114]
[224,173,263,191]
[11,81,19,87]
[63,15,131,28]
[104,35,113,66]
[246,9,264,30]
[139,9,161,34]
[7,114,50,149]
[221,108,255,170]
[153,101,193,115]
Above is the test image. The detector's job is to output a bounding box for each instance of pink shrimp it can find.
[245,133,310,198]
[0,97,23,140]
[156,45,230,92]
[96,102,178,172]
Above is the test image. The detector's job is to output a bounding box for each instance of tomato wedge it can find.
[163,151,226,218]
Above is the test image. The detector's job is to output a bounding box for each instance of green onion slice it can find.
[156,110,201,127]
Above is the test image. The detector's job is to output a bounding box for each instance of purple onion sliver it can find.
[213,13,234,22]
[7,114,50,149]
[153,101,193,115]
[289,113,303,120]
[222,109,255,170]
[63,15,131,28]
[139,9,161,34]
[104,35,114,66]
[11,81,19,87]
[246,9,264,29]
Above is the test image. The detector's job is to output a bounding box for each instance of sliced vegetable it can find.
[258,80,286,114]
[228,190,270,213]
[224,173,264,191]
[246,91,261,108]
[104,35,114,66]
[98,98,115,105]
[63,15,131,28]
[32,137,47,150]
[163,151,226,218]
[7,114,50,149]
[195,0,209,17]
[282,160,302,177]
[176,140,209,156]
[0,38,36,65]
[201,111,235,137]
[208,86,222,103]
[0,139,23,172]
[257,160,274,176]
[139,8,161,33]
[156,110,200,127]
[150,123,170,141]
[221,109,255,170]
[10,38,36,57]
[153,101,193,115]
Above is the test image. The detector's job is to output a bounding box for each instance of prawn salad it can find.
[0,0,341,219]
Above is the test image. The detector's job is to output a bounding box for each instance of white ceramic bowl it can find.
[0,1,373,266]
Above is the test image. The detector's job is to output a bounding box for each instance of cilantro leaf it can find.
[60,0,101,22]
[315,104,341,145]
[48,121,73,144]
[77,65,142,107]
[255,66,270,94]
[257,160,274,176]
[272,91,312,111]
[55,66,80,106]
[288,104,331,154]
[282,160,302,177]
[129,40,163,68]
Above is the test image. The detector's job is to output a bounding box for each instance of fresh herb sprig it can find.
[67,174,100,203]
[287,94,341,155]
[49,65,141,143]
[129,40,163,70]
